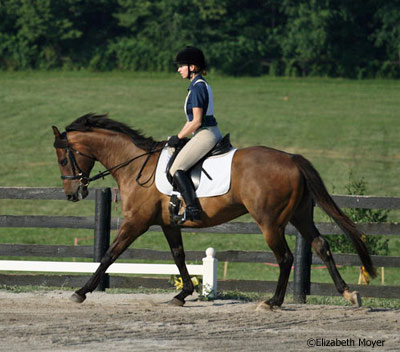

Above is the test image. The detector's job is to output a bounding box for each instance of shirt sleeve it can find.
[190,82,208,109]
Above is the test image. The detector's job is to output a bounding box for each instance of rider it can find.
[167,46,222,222]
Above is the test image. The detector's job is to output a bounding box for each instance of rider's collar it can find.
[188,75,204,90]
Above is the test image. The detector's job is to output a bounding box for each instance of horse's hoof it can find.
[350,291,362,307]
[169,298,185,307]
[343,290,362,307]
[70,292,86,304]
[256,301,273,312]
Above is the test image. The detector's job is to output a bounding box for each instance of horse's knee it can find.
[171,245,185,258]
[171,246,187,268]
[100,252,112,266]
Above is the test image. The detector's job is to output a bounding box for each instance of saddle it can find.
[165,133,233,224]
[165,133,233,188]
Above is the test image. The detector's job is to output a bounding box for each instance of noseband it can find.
[54,131,164,187]
[54,132,96,186]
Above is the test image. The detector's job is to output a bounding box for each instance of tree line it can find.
[1,0,399,78]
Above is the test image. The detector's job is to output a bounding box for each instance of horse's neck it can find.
[83,132,145,180]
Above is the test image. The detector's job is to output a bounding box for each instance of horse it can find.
[52,113,376,308]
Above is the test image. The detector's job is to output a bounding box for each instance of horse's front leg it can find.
[71,219,148,303]
[162,225,194,306]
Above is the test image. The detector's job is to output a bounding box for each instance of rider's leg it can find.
[169,126,222,176]
[173,170,201,221]
[169,127,221,222]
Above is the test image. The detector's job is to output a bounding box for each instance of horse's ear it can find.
[52,126,61,138]
[52,126,69,148]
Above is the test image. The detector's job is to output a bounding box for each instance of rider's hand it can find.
[167,135,181,148]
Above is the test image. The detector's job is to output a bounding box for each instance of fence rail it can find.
[0,187,399,301]
[2,187,400,209]
[2,215,400,235]
[0,249,218,298]
[1,244,399,267]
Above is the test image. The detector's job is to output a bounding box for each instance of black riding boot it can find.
[173,170,202,222]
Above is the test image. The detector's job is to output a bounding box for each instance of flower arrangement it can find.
[169,275,201,293]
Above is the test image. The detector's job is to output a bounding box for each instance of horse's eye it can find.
[59,158,68,166]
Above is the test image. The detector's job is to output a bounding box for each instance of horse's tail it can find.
[291,154,377,278]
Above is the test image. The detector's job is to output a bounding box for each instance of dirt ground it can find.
[0,290,399,352]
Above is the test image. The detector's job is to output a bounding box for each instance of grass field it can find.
[1,71,399,194]
[0,71,399,291]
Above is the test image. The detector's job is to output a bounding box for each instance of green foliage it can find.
[0,0,121,70]
[281,0,332,76]
[325,176,390,255]
[373,1,400,78]
[1,0,399,77]
[281,0,392,78]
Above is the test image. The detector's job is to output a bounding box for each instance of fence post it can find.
[293,230,312,303]
[94,188,112,291]
[202,247,218,298]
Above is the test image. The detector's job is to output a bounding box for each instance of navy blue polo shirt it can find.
[185,75,217,127]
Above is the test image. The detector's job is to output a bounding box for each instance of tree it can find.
[111,0,284,75]
[0,0,120,70]
[281,0,382,78]
[373,1,400,78]
[0,0,398,76]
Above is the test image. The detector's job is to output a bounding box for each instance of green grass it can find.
[1,71,399,194]
[0,72,399,302]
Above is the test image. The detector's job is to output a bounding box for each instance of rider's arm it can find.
[177,107,202,139]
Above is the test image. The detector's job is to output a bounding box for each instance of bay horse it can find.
[52,113,376,308]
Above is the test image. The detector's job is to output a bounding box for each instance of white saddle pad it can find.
[155,147,237,198]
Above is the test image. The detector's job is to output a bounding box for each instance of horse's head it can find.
[52,126,95,202]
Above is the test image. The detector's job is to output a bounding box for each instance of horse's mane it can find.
[65,113,158,151]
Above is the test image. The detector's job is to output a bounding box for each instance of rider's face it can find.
[177,64,196,79]
[177,64,189,79]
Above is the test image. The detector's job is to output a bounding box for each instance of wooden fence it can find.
[1,187,400,301]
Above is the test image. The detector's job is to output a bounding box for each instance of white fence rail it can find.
[0,247,218,297]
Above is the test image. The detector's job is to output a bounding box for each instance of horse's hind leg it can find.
[162,225,194,306]
[71,219,148,303]
[291,198,361,306]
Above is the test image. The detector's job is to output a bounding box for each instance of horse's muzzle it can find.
[67,185,89,202]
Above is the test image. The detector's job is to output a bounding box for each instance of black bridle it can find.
[55,132,165,187]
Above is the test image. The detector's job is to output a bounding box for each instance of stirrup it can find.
[171,206,202,225]
[183,206,202,222]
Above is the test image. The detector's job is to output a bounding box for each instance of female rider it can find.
[167,47,222,222]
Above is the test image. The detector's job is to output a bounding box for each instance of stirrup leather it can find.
[169,194,182,224]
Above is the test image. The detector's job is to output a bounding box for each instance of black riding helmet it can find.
[175,46,206,78]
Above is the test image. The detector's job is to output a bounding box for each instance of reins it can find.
[56,132,165,187]
[135,141,164,187]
